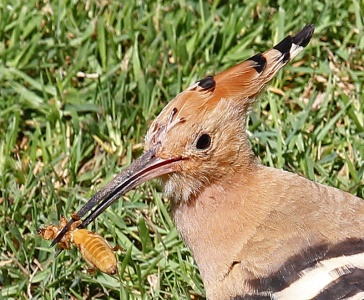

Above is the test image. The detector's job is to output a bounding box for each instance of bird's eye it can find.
[196,133,211,150]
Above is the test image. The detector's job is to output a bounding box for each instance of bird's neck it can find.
[171,164,268,289]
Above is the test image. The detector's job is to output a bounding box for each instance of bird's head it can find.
[50,24,314,243]
[143,74,256,203]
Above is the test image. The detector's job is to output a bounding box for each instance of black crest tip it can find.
[273,35,293,57]
[248,53,267,73]
[292,24,315,47]
[273,24,315,61]
[198,76,216,90]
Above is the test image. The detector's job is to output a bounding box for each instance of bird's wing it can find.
[236,239,364,300]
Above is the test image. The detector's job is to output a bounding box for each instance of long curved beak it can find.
[51,148,182,247]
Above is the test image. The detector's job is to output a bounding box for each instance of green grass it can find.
[0,0,363,299]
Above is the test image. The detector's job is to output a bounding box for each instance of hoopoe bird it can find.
[52,24,364,299]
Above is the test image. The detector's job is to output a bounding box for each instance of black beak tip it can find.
[50,239,58,248]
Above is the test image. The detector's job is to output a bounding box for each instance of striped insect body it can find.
[38,216,118,275]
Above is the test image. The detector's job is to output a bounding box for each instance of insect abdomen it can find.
[73,229,118,275]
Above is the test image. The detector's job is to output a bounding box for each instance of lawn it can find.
[0,0,363,299]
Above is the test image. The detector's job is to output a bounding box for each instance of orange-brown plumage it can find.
[53,24,364,299]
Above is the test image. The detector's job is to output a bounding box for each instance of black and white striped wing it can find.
[274,255,364,299]
[235,239,364,300]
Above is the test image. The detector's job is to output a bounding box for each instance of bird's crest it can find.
[146,24,315,147]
